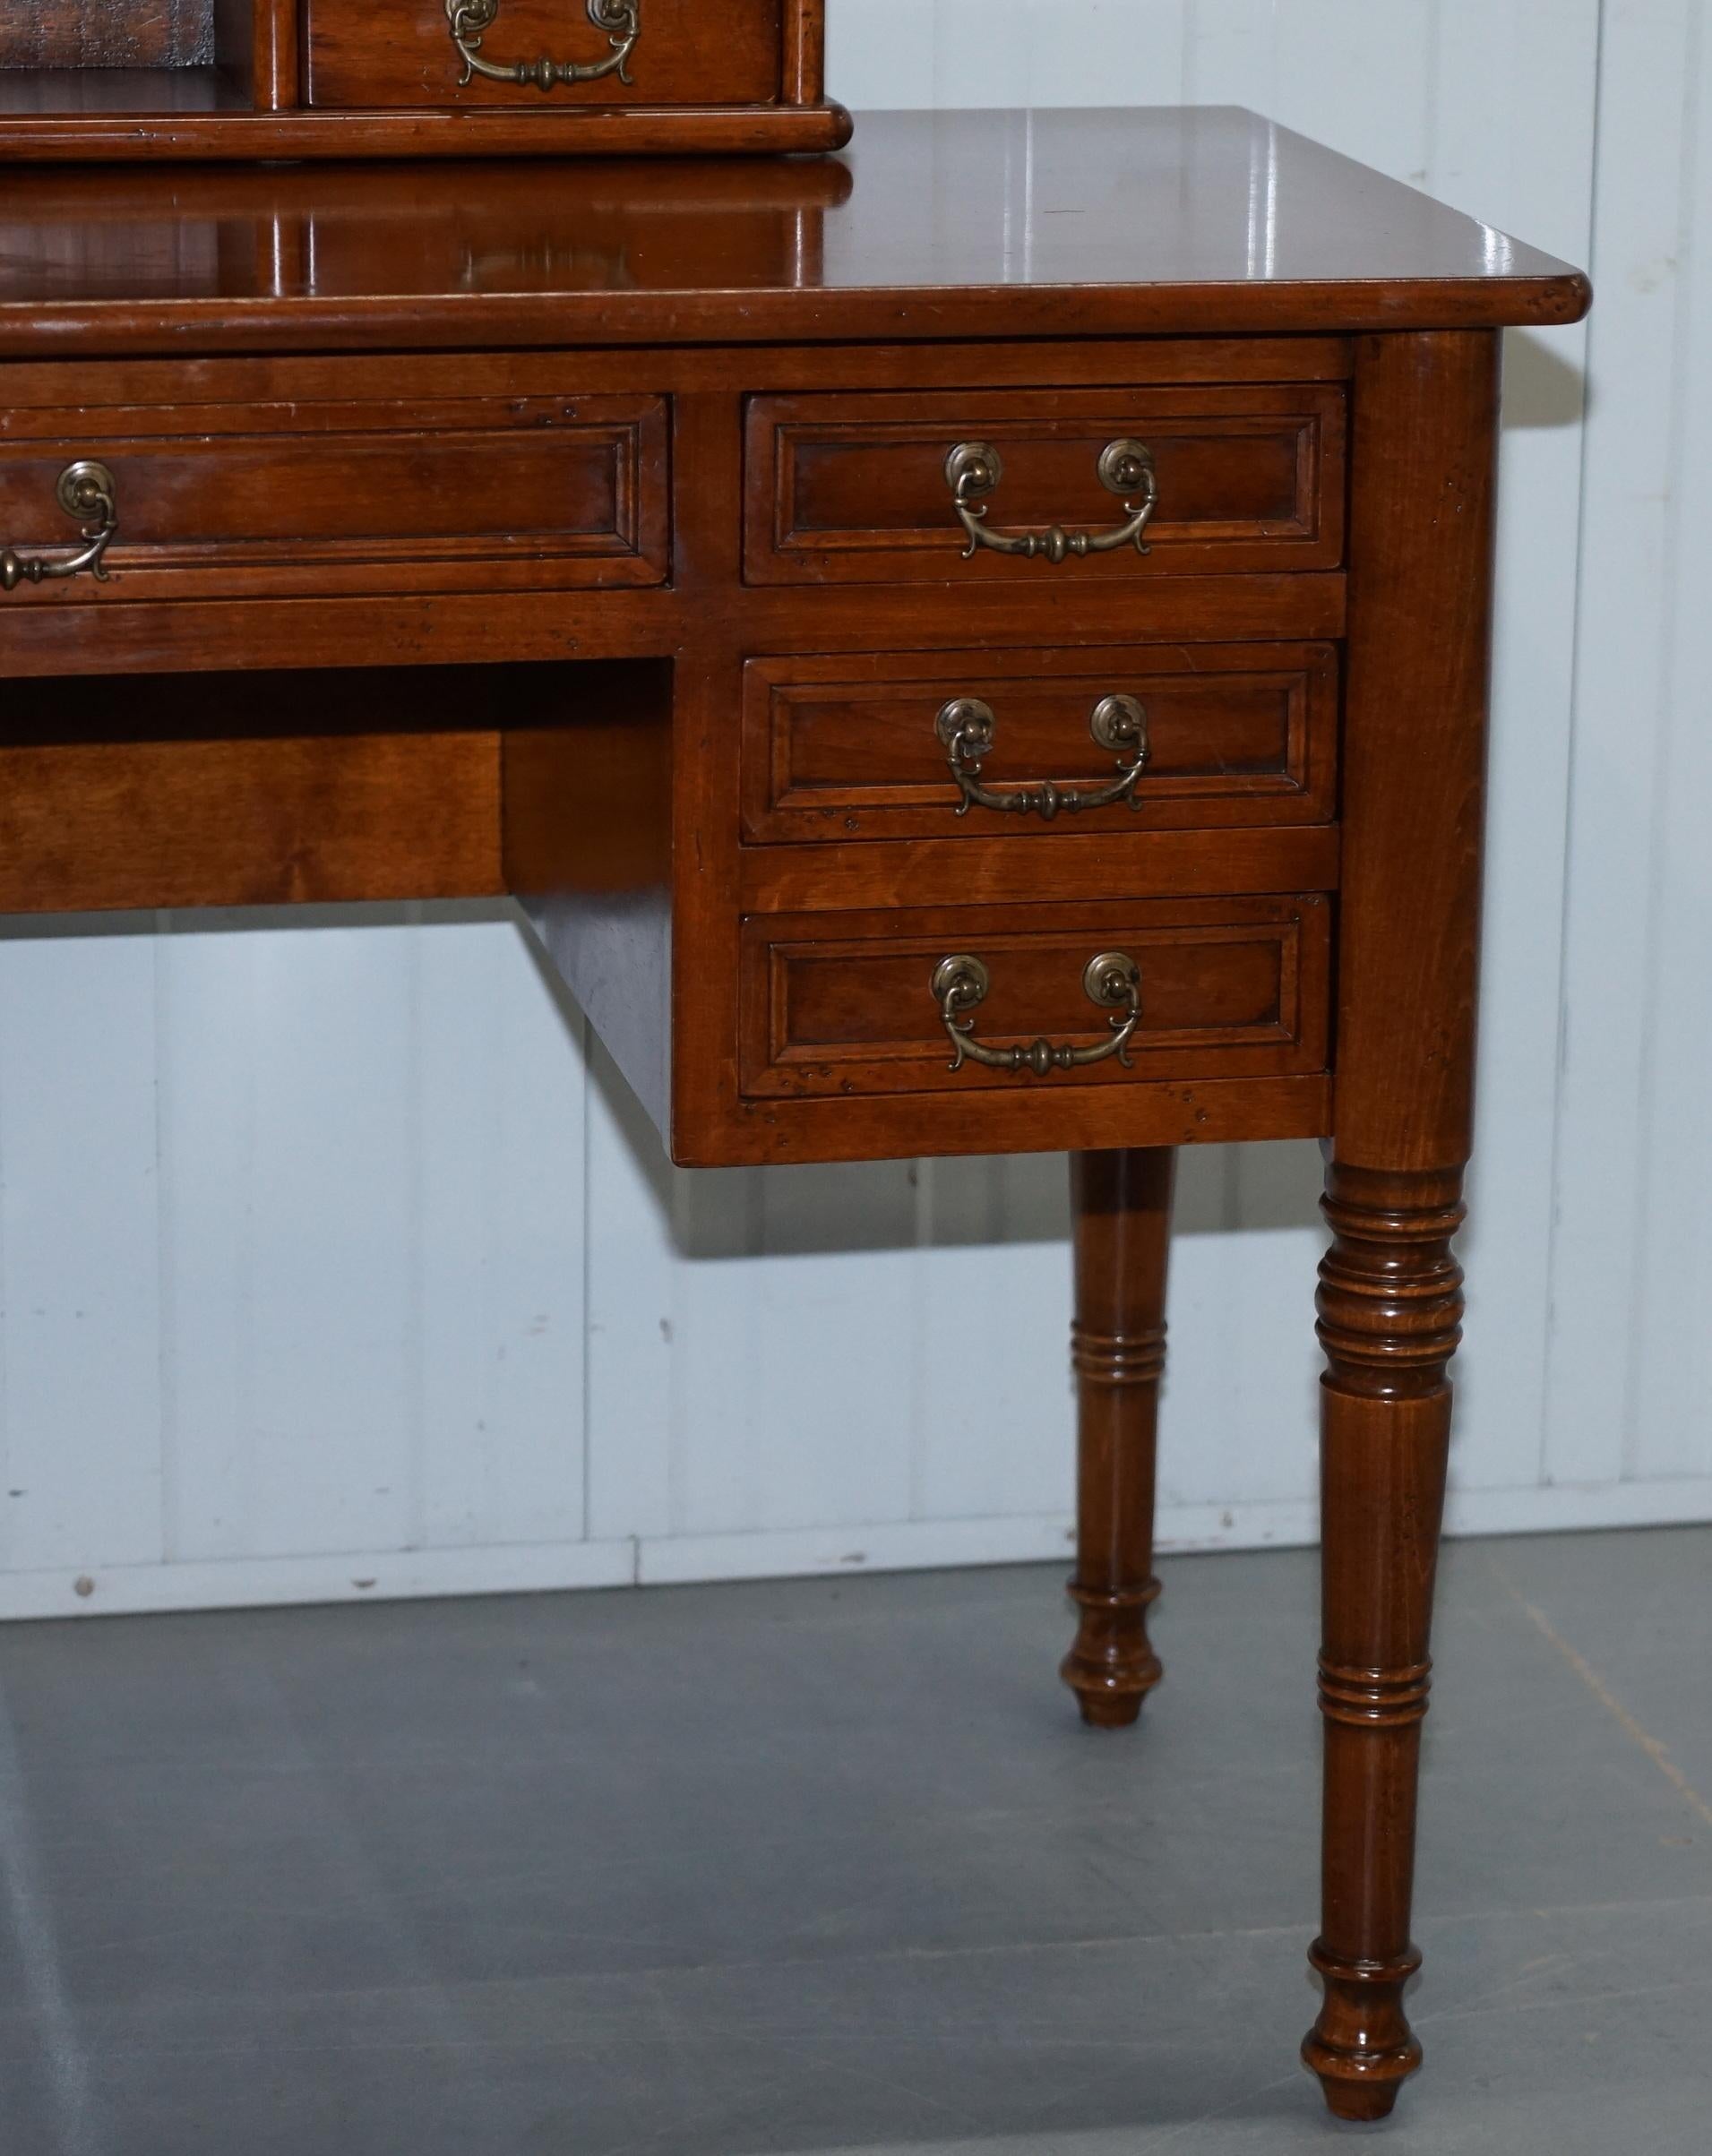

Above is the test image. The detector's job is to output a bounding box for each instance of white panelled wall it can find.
[1,2,1708,1619]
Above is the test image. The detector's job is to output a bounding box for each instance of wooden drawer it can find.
[742,643,1339,842]
[740,898,1330,1099]
[0,389,668,602]
[744,386,1346,587]
[305,0,784,110]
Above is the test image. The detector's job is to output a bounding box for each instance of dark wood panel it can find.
[745,387,1346,586]
[0,391,667,601]
[781,0,820,102]
[1334,332,1501,1172]
[0,2,213,68]
[213,0,298,107]
[742,643,1339,841]
[0,588,681,680]
[0,579,1346,683]
[0,109,1587,330]
[0,98,850,161]
[306,0,783,109]
[0,731,501,912]
[739,826,1342,912]
[0,332,1342,404]
[0,339,1341,416]
[727,578,1348,652]
[0,64,244,111]
[0,0,832,155]
[740,897,1330,1100]
[675,1073,1334,1170]
[503,660,675,1135]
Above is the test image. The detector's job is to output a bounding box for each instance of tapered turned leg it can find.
[1060,1147,1175,1728]
[1302,1161,1465,2119]
[1298,326,1501,2118]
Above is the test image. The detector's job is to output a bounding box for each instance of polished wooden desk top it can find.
[0,111,1587,2126]
[0,106,1587,354]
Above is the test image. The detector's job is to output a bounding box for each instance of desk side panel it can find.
[503,661,674,1142]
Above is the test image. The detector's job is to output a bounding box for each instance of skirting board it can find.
[3,1477,1709,1621]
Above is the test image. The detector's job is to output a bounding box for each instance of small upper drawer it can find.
[744,386,1346,586]
[742,643,1338,842]
[0,391,668,604]
[305,0,784,110]
[741,897,1330,1100]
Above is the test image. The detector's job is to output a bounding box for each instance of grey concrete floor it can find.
[0,1526,1708,2155]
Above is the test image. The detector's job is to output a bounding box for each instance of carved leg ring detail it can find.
[1062,1317,1167,1721]
[1303,1162,1465,2121]
[1062,1149,1174,1729]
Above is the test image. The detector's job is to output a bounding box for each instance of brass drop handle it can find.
[0,462,119,594]
[945,438,1157,563]
[935,693,1149,819]
[933,951,1142,1076]
[446,0,641,90]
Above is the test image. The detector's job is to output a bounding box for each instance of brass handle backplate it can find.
[932,951,1142,1076]
[934,693,1149,819]
[944,438,1157,563]
[446,0,641,90]
[0,462,119,594]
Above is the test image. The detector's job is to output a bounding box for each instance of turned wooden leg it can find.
[1060,1147,1174,1729]
[1298,328,1500,2119]
[1302,1161,1463,2119]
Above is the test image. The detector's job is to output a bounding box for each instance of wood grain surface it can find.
[305,0,783,110]
[1062,1148,1175,1727]
[0,1,213,69]
[1303,330,1502,2122]
[0,110,1587,331]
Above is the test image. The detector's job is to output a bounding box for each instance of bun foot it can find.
[1309,2065,1409,2124]
[1074,1691,1146,1729]
[1060,1580,1162,1726]
[1303,1941,1424,2123]
[1061,1664,1159,1728]
[1069,1687,1149,1729]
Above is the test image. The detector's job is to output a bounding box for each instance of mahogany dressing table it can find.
[0,109,1589,2120]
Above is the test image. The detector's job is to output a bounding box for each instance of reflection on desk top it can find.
[0,107,1588,356]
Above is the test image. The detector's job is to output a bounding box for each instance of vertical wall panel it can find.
[0,924,164,1574]
[156,913,262,1562]
[908,1154,1071,1525]
[932,0,1031,106]
[1180,2,1278,111]
[832,0,1185,110]
[416,913,587,1549]
[1267,2,1439,180]
[1545,0,1702,1491]
[159,909,590,1570]
[1207,1146,1326,1511]
[1628,9,1712,1482]
[168,915,421,1559]
[667,1164,923,1537]
[583,1035,676,1542]
[828,1,925,106]
[1021,3,1184,108]
[1427,3,1600,1495]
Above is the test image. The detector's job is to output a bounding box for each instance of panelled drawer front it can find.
[742,644,1339,842]
[744,386,1346,587]
[741,898,1331,1099]
[0,393,668,602]
[305,0,784,110]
